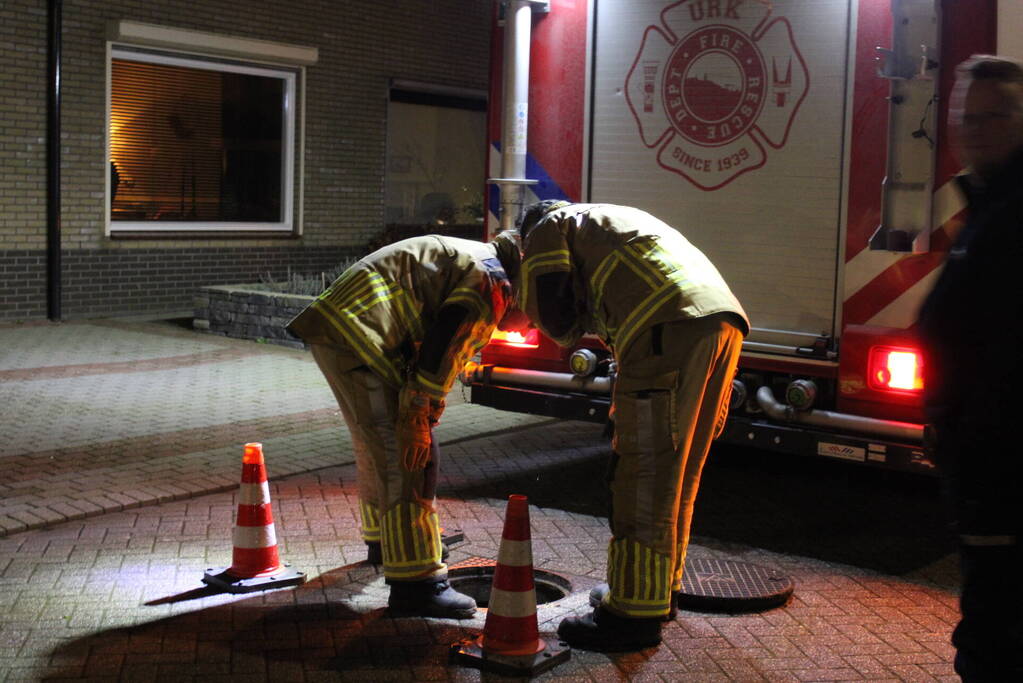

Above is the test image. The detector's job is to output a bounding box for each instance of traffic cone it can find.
[450,495,570,675]
[203,443,306,593]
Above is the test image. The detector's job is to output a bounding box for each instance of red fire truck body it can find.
[464,0,1018,473]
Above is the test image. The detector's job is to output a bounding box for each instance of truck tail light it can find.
[489,327,540,349]
[868,346,923,392]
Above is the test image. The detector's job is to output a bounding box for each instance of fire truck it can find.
[462,0,1021,474]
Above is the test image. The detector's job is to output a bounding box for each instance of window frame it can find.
[106,40,302,235]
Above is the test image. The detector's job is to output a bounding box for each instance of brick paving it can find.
[0,318,962,681]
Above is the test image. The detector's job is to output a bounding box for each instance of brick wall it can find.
[1,246,358,321]
[0,0,491,320]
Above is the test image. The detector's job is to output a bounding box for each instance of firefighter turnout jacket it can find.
[519,203,749,353]
[289,235,516,404]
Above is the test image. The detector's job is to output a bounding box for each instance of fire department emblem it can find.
[626,0,808,190]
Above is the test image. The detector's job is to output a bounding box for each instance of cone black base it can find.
[202,563,306,593]
[450,637,570,676]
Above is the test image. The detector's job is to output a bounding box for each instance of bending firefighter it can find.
[517,201,749,650]
[288,233,522,618]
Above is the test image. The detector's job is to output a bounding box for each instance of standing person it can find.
[516,200,749,651]
[288,232,522,618]
[917,55,1023,680]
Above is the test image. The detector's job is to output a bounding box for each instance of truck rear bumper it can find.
[465,365,935,474]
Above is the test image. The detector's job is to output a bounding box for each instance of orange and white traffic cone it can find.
[203,443,305,593]
[450,495,570,675]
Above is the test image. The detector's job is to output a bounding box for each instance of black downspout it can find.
[46,0,62,321]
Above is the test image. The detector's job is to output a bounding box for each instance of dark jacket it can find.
[917,150,1023,534]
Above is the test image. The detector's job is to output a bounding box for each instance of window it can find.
[384,84,486,236]
[108,46,296,232]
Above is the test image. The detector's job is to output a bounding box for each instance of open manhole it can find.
[679,558,794,613]
[447,558,571,606]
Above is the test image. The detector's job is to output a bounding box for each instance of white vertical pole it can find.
[499,0,533,233]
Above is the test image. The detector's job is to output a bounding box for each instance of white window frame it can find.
[105,22,317,234]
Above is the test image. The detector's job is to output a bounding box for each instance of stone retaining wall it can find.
[194,285,313,349]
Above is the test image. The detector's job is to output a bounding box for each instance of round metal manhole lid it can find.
[679,558,793,613]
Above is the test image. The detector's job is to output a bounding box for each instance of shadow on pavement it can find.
[451,438,952,577]
[43,563,478,680]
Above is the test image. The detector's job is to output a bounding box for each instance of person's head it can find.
[950,55,1023,177]
[516,199,571,241]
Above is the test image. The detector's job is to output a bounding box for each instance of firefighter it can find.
[917,55,1023,680]
[287,231,522,618]
[516,200,749,651]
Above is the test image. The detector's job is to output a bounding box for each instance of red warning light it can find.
[868,347,923,392]
[490,328,540,349]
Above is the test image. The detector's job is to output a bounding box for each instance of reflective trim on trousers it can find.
[381,501,445,580]
[360,500,381,543]
[605,537,673,618]
[960,534,1017,546]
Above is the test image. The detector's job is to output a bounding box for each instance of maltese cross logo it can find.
[626,0,808,190]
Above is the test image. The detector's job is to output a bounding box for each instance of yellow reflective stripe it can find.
[328,270,388,310]
[415,374,448,394]
[315,268,423,387]
[961,534,1017,546]
[590,251,620,314]
[346,277,398,317]
[526,249,571,270]
[644,546,654,601]
[320,267,364,304]
[315,304,403,386]
[522,249,571,308]
[446,287,487,317]
[614,270,688,353]
[392,287,423,339]
[605,538,674,615]
[630,240,680,276]
[360,501,381,540]
[380,504,443,577]
[656,553,667,601]
[619,246,661,290]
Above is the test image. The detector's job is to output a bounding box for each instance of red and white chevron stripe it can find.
[843,179,966,330]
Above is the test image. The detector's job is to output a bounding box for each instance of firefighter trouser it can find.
[310,344,446,582]
[603,314,743,619]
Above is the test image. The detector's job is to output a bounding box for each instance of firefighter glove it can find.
[397,388,443,471]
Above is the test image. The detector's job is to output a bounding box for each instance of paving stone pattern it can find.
[0,319,962,680]
[0,320,552,537]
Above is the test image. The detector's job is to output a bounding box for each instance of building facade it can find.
[0,0,491,320]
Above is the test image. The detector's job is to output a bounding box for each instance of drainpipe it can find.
[488,0,548,237]
[47,0,62,321]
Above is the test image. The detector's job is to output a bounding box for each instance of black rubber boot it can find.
[387,578,477,618]
[557,605,662,652]
[366,541,449,565]
[588,582,678,621]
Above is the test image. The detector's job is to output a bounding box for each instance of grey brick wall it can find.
[1,246,357,320]
[0,0,492,320]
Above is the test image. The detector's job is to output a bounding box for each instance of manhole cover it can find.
[679,558,793,613]
[447,558,571,607]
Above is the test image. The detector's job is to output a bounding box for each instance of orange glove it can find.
[397,388,444,471]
